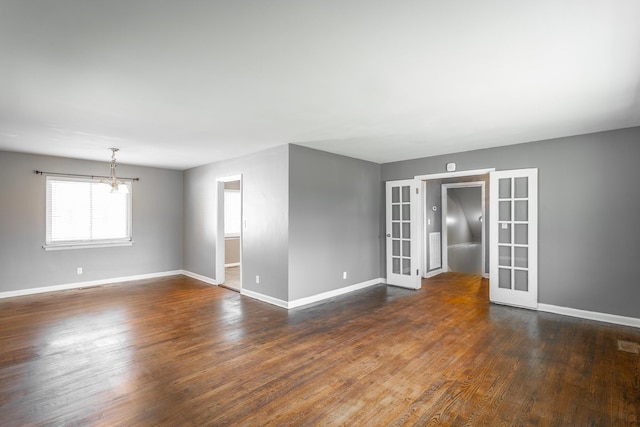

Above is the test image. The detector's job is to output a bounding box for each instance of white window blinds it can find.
[46,176,132,248]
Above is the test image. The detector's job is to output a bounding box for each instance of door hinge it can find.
[416,188,419,194]
[416,269,419,275]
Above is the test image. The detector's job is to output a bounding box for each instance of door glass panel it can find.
[402,258,411,275]
[392,205,400,220]
[401,186,410,203]
[514,247,528,268]
[402,204,410,220]
[499,268,511,289]
[402,223,410,239]
[392,240,400,256]
[499,201,511,221]
[499,178,511,199]
[515,270,528,291]
[514,177,528,198]
[392,187,400,203]
[392,257,400,274]
[514,224,528,244]
[499,246,511,266]
[402,240,410,257]
[499,223,511,244]
[514,200,528,221]
[392,222,400,238]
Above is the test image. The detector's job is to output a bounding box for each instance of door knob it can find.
[386,233,391,237]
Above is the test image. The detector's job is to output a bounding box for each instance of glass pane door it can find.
[490,169,538,309]
[386,180,421,289]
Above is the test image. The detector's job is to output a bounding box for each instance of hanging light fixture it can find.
[102,148,129,194]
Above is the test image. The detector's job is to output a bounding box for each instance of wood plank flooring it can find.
[1,273,638,426]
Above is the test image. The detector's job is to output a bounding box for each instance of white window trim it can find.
[44,176,133,251]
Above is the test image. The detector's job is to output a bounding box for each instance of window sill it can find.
[43,241,134,251]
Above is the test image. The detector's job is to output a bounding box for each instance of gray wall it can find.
[425,180,442,273]
[288,145,382,301]
[183,145,289,301]
[0,150,183,292]
[382,126,640,319]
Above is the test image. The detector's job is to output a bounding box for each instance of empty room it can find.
[1,1,639,425]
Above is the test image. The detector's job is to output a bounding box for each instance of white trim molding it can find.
[425,269,442,278]
[0,270,184,299]
[538,304,640,329]
[181,270,218,286]
[288,278,384,309]
[239,278,385,310]
[224,262,240,268]
[414,168,495,181]
[240,288,289,309]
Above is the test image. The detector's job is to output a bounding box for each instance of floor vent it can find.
[617,340,640,354]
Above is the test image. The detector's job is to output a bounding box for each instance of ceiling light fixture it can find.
[102,148,130,194]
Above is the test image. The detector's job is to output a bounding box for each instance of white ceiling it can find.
[1,1,639,170]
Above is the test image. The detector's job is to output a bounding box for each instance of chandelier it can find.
[102,148,129,194]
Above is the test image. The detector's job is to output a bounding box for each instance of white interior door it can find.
[490,169,538,309]
[386,180,421,289]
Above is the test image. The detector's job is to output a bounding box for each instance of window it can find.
[45,176,132,249]
[224,189,241,237]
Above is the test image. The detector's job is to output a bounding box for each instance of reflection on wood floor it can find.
[0,273,638,425]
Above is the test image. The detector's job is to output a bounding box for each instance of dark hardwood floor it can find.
[1,273,638,426]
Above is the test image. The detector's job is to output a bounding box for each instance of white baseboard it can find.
[240,288,289,309]
[538,303,640,329]
[482,273,490,279]
[239,278,384,310]
[425,269,442,278]
[181,270,218,286]
[287,278,384,309]
[0,270,184,299]
[224,263,240,268]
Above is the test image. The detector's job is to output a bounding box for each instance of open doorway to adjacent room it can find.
[216,176,242,292]
[420,171,491,281]
[442,182,485,276]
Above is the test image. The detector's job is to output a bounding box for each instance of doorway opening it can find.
[418,169,493,281]
[216,175,242,292]
[442,182,485,276]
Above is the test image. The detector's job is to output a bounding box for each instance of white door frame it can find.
[416,168,495,278]
[441,181,486,275]
[216,174,243,288]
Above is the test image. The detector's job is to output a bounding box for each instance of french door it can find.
[386,180,421,289]
[490,169,538,309]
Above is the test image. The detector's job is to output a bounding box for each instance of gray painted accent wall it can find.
[382,126,640,319]
[183,145,289,301]
[425,180,442,273]
[0,151,183,292]
[288,145,382,300]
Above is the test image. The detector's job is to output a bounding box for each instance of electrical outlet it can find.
[343,271,347,279]
[77,267,83,275]
[256,275,260,284]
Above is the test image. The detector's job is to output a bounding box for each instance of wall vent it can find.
[429,232,441,269]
